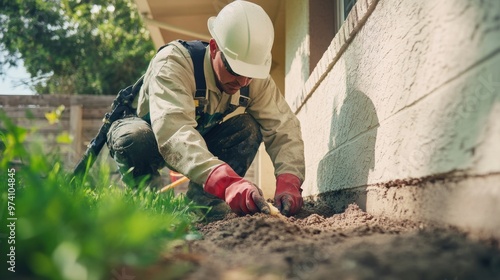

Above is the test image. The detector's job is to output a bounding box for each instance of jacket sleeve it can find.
[246,77,306,181]
[141,44,224,185]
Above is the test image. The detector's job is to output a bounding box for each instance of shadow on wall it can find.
[316,89,379,213]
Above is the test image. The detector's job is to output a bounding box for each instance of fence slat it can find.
[0,94,115,107]
[1,106,110,120]
[70,105,83,163]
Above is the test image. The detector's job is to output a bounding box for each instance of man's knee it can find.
[107,117,164,176]
[230,113,262,146]
[108,117,156,156]
[213,114,262,148]
[204,114,262,176]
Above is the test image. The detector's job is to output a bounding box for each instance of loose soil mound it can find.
[138,204,500,280]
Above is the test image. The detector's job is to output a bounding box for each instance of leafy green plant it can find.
[0,111,199,280]
[0,0,155,95]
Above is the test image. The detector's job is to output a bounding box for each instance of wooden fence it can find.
[0,94,116,168]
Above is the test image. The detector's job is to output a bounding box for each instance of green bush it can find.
[0,111,198,280]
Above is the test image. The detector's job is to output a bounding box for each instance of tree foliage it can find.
[0,0,155,95]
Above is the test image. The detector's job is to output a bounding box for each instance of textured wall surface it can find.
[285,0,310,95]
[286,0,500,234]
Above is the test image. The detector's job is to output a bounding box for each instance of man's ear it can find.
[209,39,218,59]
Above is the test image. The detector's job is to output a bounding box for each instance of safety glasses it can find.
[220,52,242,77]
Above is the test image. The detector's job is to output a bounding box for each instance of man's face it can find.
[210,39,253,95]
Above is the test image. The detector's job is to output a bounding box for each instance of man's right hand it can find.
[204,163,270,215]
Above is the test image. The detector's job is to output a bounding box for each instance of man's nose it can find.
[236,76,252,87]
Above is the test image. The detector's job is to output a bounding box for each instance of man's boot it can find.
[186,182,232,222]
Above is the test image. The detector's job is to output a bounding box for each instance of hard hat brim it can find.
[222,52,271,79]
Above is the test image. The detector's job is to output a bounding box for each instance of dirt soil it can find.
[138,203,500,280]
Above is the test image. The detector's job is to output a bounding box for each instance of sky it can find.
[0,61,35,95]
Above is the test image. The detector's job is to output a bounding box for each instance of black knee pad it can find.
[108,118,155,156]
[107,117,164,177]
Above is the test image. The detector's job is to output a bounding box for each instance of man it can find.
[107,1,305,219]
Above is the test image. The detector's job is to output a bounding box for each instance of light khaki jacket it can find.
[135,41,305,185]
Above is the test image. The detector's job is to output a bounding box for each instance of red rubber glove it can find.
[205,164,270,215]
[274,173,303,216]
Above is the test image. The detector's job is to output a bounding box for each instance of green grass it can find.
[0,111,199,280]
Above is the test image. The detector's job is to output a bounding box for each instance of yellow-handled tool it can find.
[157,176,286,219]
[157,176,189,193]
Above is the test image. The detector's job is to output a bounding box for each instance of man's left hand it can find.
[274,173,303,216]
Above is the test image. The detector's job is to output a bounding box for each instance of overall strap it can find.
[239,86,250,107]
[178,40,209,114]
[178,40,209,99]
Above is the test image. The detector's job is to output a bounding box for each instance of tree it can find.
[0,0,155,95]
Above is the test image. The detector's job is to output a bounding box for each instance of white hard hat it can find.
[208,1,274,79]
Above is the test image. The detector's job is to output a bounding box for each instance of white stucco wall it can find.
[285,0,310,95]
[286,0,500,233]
